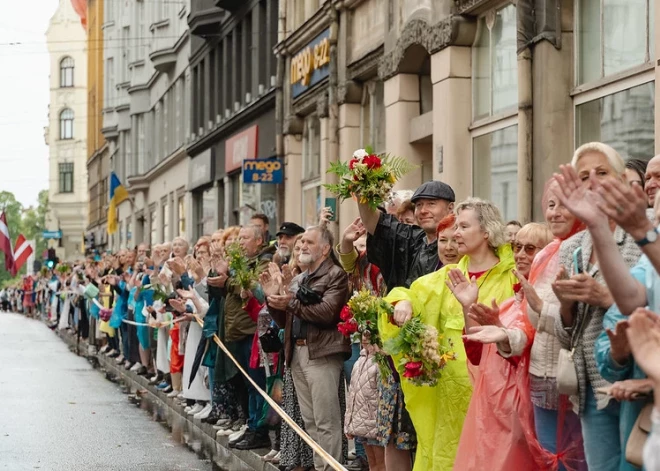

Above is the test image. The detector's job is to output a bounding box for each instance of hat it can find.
[411,181,456,203]
[276,222,306,237]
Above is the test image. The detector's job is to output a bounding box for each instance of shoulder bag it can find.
[556,310,589,396]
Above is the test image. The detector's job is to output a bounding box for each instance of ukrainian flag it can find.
[107,172,129,234]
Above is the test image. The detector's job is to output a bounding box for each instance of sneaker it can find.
[348,448,357,460]
[194,403,212,420]
[100,345,109,354]
[162,384,173,393]
[156,381,170,390]
[124,361,133,370]
[130,362,143,372]
[187,403,204,416]
[212,418,231,429]
[228,429,251,448]
[136,366,149,376]
[346,456,369,471]
[167,389,181,398]
[115,354,125,364]
[217,420,244,436]
[107,350,119,358]
[234,431,270,451]
[202,413,221,425]
[262,450,278,462]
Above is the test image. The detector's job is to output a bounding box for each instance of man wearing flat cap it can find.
[274,222,306,266]
[358,180,455,291]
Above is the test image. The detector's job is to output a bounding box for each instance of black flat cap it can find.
[276,222,306,237]
[411,181,456,203]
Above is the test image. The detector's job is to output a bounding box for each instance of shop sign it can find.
[226,125,258,173]
[189,149,214,189]
[291,28,331,98]
[242,158,283,184]
[43,230,62,240]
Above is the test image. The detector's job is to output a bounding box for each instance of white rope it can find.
[193,315,347,471]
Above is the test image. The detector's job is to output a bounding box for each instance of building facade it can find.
[107,0,192,249]
[45,0,88,261]
[86,0,110,252]
[187,0,280,240]
[277,0,658,226]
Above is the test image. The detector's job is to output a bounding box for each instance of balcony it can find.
[188,0,225,37]
[215,0,242,12]
[149,19,186,73]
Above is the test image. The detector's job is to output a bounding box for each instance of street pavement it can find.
[0,313,213,471]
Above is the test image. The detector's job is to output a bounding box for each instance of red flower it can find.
[513,283,522,294]
[363,155,382,169]
[348,158,359,170]
[340,305,353,322]
[337,319,358,337]
[403,361,423,378]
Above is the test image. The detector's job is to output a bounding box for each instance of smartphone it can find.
[324,197,337,222]
[573,247,584,275]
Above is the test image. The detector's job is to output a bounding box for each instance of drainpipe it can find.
[275,0,287,224]
[327,5,340,239]
[518,46,533,223]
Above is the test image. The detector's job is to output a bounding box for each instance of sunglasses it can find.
[512,242,538,256]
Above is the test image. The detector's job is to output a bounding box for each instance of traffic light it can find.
[84,232,96,252]
[46,248,58,269]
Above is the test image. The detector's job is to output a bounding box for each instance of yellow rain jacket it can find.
[382,244,516,471]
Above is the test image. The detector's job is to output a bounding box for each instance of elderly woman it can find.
[455,223,555,470]
[382,198,515,471]
[551,142,642,470]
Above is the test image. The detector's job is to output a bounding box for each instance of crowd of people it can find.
[7,142,660,471]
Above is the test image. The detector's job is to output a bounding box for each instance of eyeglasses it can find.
[512,242,538,256]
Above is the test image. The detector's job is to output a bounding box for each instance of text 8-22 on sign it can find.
[243,158,284,184]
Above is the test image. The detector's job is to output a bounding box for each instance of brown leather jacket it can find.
[269,257,351,366]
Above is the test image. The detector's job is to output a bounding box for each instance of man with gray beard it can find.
[266,226,350,471]
[274,222,305,265]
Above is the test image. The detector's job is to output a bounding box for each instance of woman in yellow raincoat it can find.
[382,197,516,471]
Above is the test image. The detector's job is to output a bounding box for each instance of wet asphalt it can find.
[0,313,213,471]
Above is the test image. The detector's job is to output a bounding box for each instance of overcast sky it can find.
[0,1,59,208]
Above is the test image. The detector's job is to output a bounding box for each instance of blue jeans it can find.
[534,405,559,454]
[581,387,623,471]
[344,342,366,459]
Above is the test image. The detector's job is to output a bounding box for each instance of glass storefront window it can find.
[577,0,653,85]
[202,188,215,237]
[302,184,321,229]
[473,124,519,221]
[472,3,518,120]
[576,82,655,160]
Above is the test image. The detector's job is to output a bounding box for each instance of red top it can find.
[462,270,488,365]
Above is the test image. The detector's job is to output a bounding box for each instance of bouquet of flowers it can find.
[337,289,392,376]
[324,147,416,211]
[384,317,456,387]
[225,241,259,291]
[142,283,170,303]
[56,264,70,275]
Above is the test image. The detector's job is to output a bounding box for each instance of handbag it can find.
[258,355,284,429]
[259,321,283,353]
[626,402,654,467]
[556,309,589,396]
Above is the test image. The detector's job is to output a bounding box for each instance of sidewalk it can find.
[54,327,279,471]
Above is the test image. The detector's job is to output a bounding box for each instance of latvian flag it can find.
[0,212,14,274]
[12,235,33,276]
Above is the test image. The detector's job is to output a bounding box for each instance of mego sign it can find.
[291,28,331,98]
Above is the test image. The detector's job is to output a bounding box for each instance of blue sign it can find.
[243,158,284,184]
[43,230,62,240]
[291,28,331,98]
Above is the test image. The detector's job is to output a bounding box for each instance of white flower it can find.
[353,149,368,160]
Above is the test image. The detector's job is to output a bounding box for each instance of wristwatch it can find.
[635,226,659,247]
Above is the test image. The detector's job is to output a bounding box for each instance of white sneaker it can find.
[194,403,212,420]
[348,449,357,460]
[99,345,109,354]
[106,349,118,357]
[262,450,278,462]
[228,425,248,442]
[213,418,231,429]
[187,403,204,416]
[130,362,143,372]
[167,389,181,398]
[115,354,125,364]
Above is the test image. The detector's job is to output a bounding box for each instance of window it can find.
[195,189,214,238]
[60,57,74,87]
[136,114,145,174]
[162,198,169,242]
[59,109,74,139]
[126,221,132,249]
[471,4,518,220]
[150,207,157,246]
[58,162,74,193]
[178,195,185,237]
[576,82,655,160]
[577,0,654,85]
[360,81,386,152]
[472,4,518,120]
[473,124,518,221]
[105,58,115,103]
[301,115,321,227]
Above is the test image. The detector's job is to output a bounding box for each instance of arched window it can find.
[60,109,74,140]
[60,57,74,87]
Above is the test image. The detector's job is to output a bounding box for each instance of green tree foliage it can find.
[0,189,49,285]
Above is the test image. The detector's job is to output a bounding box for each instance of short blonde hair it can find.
[455,197,506,249]
[571,142,625,176]
[515,223,553,250]
[220,226,241,246]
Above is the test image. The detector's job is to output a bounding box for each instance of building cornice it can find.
[347,45,383,81]
[275,6,332,56]
[87,142,109,167]
[378,16,476,81]
[127,145,188,192]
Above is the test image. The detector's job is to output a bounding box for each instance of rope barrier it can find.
[192,314,348,471]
